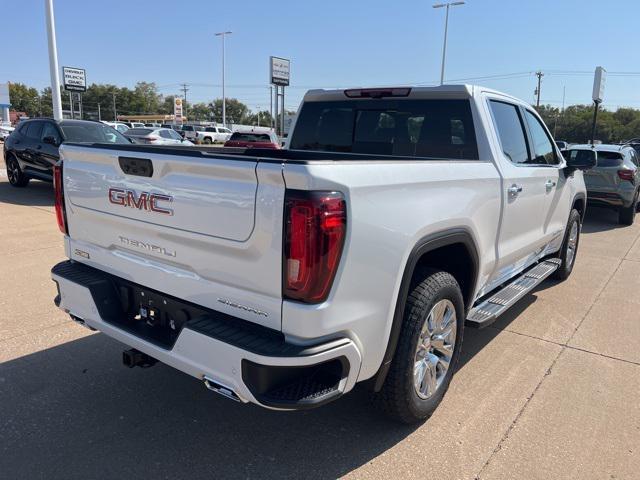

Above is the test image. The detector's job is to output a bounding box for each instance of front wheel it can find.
[553,209,581,280]
[373,269,464,424]
[6,154,30,187]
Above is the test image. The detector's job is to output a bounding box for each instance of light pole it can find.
[45,0,63,120]
[215,31,232,126]
[433,1,465,85]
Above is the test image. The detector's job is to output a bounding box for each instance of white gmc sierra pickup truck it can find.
[51,85,595,423]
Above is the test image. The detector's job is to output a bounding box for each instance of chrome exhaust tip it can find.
[203,376,242,403]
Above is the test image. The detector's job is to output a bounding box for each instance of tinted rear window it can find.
[289,99,478,159]
[229,133,272,142]
[596,151,623,167]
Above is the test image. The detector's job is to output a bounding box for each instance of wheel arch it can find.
[572,192,586,222]
[370,228,480,392]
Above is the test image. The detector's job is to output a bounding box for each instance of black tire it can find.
[203,137,213,145]
[5,154,29,187]
[373,269,465,424]
[552,209,581,280]
[619,190,638,225]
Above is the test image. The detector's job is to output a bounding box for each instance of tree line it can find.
[534,104,640,144]
[7,81,277,126]
[7,81,640,142]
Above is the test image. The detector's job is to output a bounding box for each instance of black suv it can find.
[3,118,130,187]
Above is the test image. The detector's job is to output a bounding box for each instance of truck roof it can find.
[302,84,523,104]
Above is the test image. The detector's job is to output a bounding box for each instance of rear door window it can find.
[489,101,530,165]
[523,109,558,165]
[25,121,43,140]
[289,99,478,159]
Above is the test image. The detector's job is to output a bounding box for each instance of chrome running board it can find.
[466,258,561,328]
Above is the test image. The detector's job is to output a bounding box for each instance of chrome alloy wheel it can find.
[566,221,579,268]
[7,156,20,185]
[413,299,457,399]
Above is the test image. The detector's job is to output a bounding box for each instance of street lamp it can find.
[215,31,232,126]
[432,1,465,85]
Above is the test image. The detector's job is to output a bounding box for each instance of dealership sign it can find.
[592,66,606,103]
[270,56,290,86]
[174,98,183,122]
[63,67,87,92]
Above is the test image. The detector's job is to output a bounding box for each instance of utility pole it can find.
[97,103,101,121]
[180,83,189,120]
[270,86,274,129]
[433,2,465,85]
[45,0,63,120]
[112,92,117,121]
[215,31,232,127]
[535,71,544,107]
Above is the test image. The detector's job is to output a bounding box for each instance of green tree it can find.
[209,98,249,124]
[8,83,40,116]
[186,102,212,121]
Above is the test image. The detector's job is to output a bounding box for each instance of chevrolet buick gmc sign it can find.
[63,67,87,92]
[270,56,290,86]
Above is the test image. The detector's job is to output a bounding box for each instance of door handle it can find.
[545,180,556,190]
[507,184,523,196]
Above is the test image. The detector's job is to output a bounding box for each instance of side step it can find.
[466,258,561,328]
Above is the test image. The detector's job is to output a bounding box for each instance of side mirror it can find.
[43,135,59,146]
[564,149,597,172]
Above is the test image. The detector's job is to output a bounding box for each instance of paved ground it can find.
[0,171,639,480]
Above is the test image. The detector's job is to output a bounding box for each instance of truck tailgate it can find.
[59,144,285,330]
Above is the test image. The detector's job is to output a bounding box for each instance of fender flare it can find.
[371,227,480,392]
[572,192,587,221]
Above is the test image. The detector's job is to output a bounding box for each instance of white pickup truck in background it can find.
[51,85,595,423]
[200,125,233,144]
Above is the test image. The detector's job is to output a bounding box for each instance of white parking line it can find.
[0,168,6,178]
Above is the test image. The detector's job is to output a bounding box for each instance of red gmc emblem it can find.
[108,188,173,215]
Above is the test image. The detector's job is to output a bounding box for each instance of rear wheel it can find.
[373,269,464,424]
[6,154,29,187]
[553,209,581,280]
[203,137,213,144]
[619,190,638,225]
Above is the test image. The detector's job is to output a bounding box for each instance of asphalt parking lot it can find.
[1,167,639,480]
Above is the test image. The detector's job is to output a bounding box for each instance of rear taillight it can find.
[283,191,346,303]
[53,162,68,235]
[618,169,635,182]
[146,136,158,143]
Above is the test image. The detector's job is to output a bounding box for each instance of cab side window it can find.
[524,110,558,165]
[489,100,530,165]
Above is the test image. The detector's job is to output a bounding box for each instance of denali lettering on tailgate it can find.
[108,188,173,215]
[119,236,176,257]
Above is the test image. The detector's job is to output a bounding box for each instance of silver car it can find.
[124,127,194,146]
[572,144,640,225]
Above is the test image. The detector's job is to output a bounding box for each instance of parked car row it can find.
[124,127,194,146]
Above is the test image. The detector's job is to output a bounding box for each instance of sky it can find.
[2,0,639,114]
